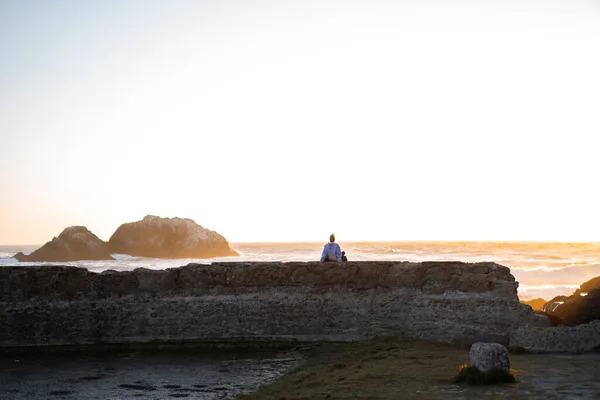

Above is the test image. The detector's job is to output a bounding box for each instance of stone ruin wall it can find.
[0,262,541,348]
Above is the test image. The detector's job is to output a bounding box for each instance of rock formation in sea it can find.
[542,276,600,326]
[107,215,239,258]
[509,275,600,352]
[578,276,600,295]
[13,226,114,262]
[521,298,546,311]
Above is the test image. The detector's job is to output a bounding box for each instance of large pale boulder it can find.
[453,342,514,384]
[13,226,114,262]
[107,215,239,259]
[469,342,510,374]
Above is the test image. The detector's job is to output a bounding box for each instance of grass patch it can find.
[237,337,471,400]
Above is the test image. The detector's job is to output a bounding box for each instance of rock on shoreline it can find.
[107,215,239,259]
[542,276,600,326]
[13,226,114,262]
[12,215,239,262]
[510,320,600,353]
[510,275,600,353]
[521,298,546,311]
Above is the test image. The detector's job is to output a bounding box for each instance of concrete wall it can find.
[0,262,541,347]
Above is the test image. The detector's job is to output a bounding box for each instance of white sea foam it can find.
[110,253,138,261]
[0,256,17,265]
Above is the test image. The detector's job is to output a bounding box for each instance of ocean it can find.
[2,241,600,301]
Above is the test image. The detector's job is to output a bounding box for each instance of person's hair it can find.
[329,234,335,242]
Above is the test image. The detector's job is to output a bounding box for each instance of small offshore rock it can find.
[521,298,547,311]
[13,226,113,262]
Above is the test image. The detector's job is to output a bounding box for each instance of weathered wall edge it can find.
[0,261,541,348]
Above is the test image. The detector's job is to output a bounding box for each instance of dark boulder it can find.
[107,215,239,259]
[13,226,114,262]
[578,276,600,295]
[542,277,600,326]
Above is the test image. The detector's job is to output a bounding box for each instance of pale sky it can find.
[1,0,600,244]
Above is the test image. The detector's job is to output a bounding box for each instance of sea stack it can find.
[542,277,600,326]
[521,298,546,311]
[13,226,114,262]
[107,215,239,259]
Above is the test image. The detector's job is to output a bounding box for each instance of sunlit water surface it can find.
[3,241,600,300]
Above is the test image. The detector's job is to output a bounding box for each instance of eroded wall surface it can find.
[0,262,540,347]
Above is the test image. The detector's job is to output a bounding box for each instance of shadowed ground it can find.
[238,337,600,400]
[0,345,300,400]
[2,339,599,399]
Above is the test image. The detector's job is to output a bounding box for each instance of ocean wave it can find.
[518,284,581,301]
[110,253,140,261]
[511,263,600,288]
[519,284,579,291]
[510,262,598,272]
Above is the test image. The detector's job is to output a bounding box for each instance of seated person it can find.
[320,233,343,262]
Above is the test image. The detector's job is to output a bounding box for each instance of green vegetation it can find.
[237,337,473,400]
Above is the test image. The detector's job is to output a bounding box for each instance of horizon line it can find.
[3,239,600,247]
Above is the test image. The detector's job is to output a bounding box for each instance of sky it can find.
[1,0,600,244]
